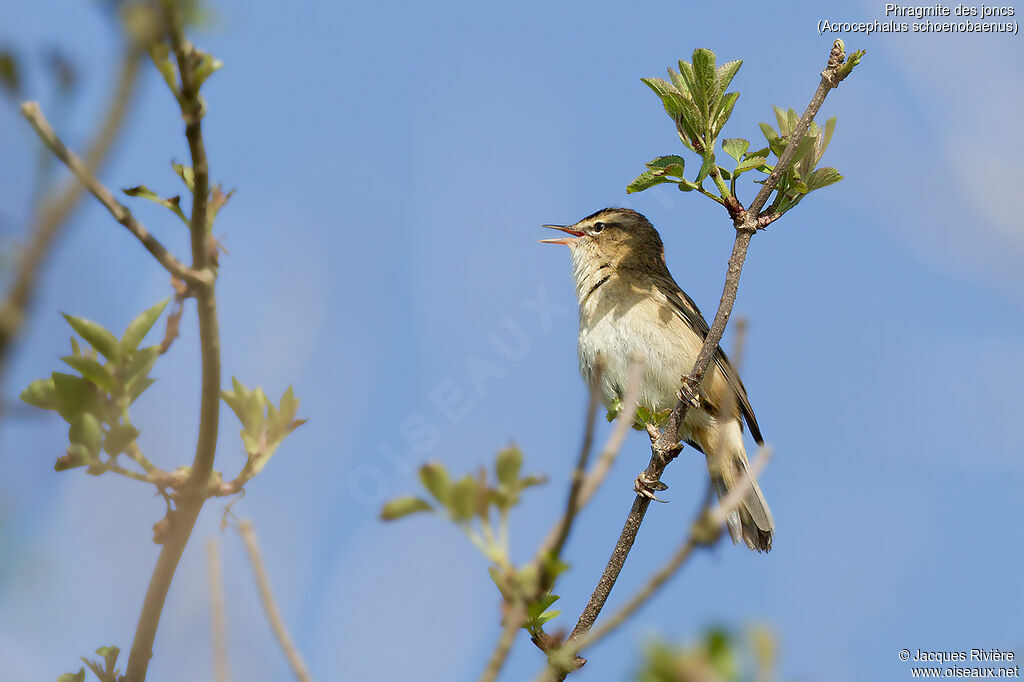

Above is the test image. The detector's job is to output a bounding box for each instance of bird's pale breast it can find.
[577,275,706,415]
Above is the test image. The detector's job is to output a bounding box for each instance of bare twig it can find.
[0,47,144,397]
[17,102,210,288]
[558,41,858,674]
[238,520,314,682]
[207,538,229,682]
[479,601,527,682]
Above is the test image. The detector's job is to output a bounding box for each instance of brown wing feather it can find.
[650,275,764,446]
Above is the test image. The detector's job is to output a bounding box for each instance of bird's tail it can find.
[705,423,774,552]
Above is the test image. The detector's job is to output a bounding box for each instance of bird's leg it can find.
[677,376,701,409]
[633,440,683,501]
[634,472,669,501]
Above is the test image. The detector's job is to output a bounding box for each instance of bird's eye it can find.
[592,222,605,233]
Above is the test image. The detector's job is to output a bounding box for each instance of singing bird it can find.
[542,207,773,551]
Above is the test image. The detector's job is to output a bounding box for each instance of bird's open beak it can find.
[539,224,584,245]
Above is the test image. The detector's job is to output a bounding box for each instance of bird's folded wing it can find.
[651,276,764,446]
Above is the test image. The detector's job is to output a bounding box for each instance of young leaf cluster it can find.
[221,378,306,481]
[635,626,777,682]
[20,300,168,474]
[756,106,841,215]
[629,47,848,216]
[58,645,122,682]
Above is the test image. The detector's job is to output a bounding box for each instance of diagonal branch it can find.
[239,520,314,682]
[207,538,230,682]
[17,102,209,288]
[0,47,145,400]
[558,40,860,674]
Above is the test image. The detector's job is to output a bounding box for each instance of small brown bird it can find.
[542,207,773,551]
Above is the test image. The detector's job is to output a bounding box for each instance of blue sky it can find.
[1,1,1022,680]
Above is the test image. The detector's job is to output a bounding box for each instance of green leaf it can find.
[380,496,433,520]
[122,347,160,395]
[721,138,749,163]
[715,59,742,95]
[735,154,769,174]
[52,372,101,420]
[773,105,789,136]
[58,670,86,682]
[193,52,223,89]
[519,474,547,489]
[69,413,103,456]
[20,378,57,411]
[806,167,843,190]
[626,169,677,194]
[121,299,170,352]
[488,566,511,598]
[172,163,195,193]
[56,444,90,471]
[758,122,781,153]
[495,446,522,487]
[147,43,179,95]
[60,356,116,394]
[695,155,716,185]
[129,377,156,405]
[819,115,837,162]
[641,77,684,120]
[645,155,686,178]
[95,646,119,673]
[690,49,718,121]
[122,186,187,224]
[62,314,120,361]
[536,610,561,626]
[714,91,739,135]
[419,462,451,505]
[448,476,477,521]
[104,423,140,456]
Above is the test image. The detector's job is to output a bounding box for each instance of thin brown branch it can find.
[16,102,209,289]
[238,520,314,682]
[479,601,527,682]
[207,538,229,682]
[125,3,223,679]
[0,48,144,396]
[558,41,858,675]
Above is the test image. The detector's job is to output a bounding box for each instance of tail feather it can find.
[706,426,774,552]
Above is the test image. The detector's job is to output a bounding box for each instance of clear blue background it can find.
[1,1,1022,680]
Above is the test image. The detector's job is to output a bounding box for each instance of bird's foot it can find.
[634,472,669,502]
[677,378,700,409]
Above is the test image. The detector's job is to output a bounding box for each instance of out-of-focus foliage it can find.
[636,627,778,682]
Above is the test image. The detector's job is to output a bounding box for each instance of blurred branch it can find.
[0,46,144,400]
[238,520,314,682]
[17,102,210,288]
[536,358,643,584]
[207,538,229,682]
[476,359,644,682]
[124,1,222,679]
[552,41,859,678]
[479,601,527,682]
